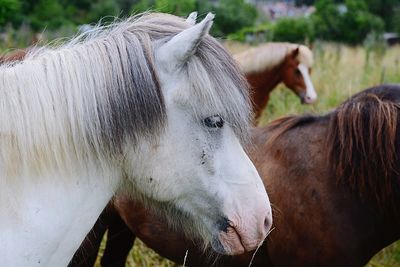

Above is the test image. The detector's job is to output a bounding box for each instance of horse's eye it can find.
[204,115,224,128]
[295,68,302,77]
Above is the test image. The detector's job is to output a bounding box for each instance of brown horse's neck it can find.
[246,63,285,120]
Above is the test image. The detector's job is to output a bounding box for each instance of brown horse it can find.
[0,49,27,64]
[70,84,400,267]
[234,43,316,119]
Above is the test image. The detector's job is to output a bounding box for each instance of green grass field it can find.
[92,43,400,267]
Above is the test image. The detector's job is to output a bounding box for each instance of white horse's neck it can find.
[0,24,158,266]
[0,44,109,175]
[0,164,121,267]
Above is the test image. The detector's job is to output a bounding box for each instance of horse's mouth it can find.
[211,223,251,255]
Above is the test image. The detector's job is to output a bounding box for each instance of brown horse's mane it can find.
[266,84,400,214]
[328,85,400,214]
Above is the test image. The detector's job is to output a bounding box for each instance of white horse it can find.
[0,12,272,267]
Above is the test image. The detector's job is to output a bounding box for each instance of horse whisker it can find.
[247,227,275,267]
[182,250,189,266]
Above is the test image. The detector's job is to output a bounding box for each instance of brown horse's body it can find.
[246,65,284,118]
[70,85,400,267]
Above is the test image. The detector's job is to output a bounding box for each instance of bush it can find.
[132,0,258,38]
[209,0,258,37]
[88,0,120,23]
[155,0,196,17]
[227,23,273,43]
[272,17,314,43]
[28,0,66,31]
[0,0,21,27]
[312,0,384,44]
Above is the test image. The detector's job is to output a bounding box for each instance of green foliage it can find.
[132,0,196,17]
[88,0,120,23]
[227,23,273,43]
[0,0,21,27]
[155,0,195,17]
[0,0,396,46]
[365,0,398,31]
[272,17,314,43]
[295,0,315,6]
[210,0,258,37]
[28,0,66,30]
[131,0,155,13]
[132,0,258,37]
[312,0,384,44]
[394,9,400,34]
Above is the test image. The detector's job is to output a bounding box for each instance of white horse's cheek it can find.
[125,111,201,201]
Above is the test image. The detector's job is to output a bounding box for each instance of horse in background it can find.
[0,34,41,64]
[0,49,27,64]
[70,84,400,267]
[0,12,272,266]
[234,43,316,119]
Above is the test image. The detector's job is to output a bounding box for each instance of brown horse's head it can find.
[282,47,316,104]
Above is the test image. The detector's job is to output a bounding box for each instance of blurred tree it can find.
[116,0,139,15]
[272,17,315,43]
[311,0,341,40]
[28,0,66,30]
[364,0,399,31]
[295,0,315,6]
[131,0,257,37]
[210,0,258,37]
[0,0,21,27]
[155,0,196,17]
[312,0,384,44]
[131,0,155,14]
[88,0,120,23]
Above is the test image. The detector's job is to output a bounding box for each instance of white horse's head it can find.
[124,13,272,255]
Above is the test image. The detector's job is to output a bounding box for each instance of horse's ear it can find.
[186,11,197,25]
[157,12,214,73]
[291,47,300,58]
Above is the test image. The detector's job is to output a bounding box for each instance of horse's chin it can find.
[211,230,246,255]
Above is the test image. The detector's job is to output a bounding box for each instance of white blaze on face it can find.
[298,63,317,104]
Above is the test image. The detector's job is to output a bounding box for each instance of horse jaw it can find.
[210,128,272,254]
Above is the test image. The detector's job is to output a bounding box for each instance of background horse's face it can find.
[282,49,317,104]
[124,14,272,256]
